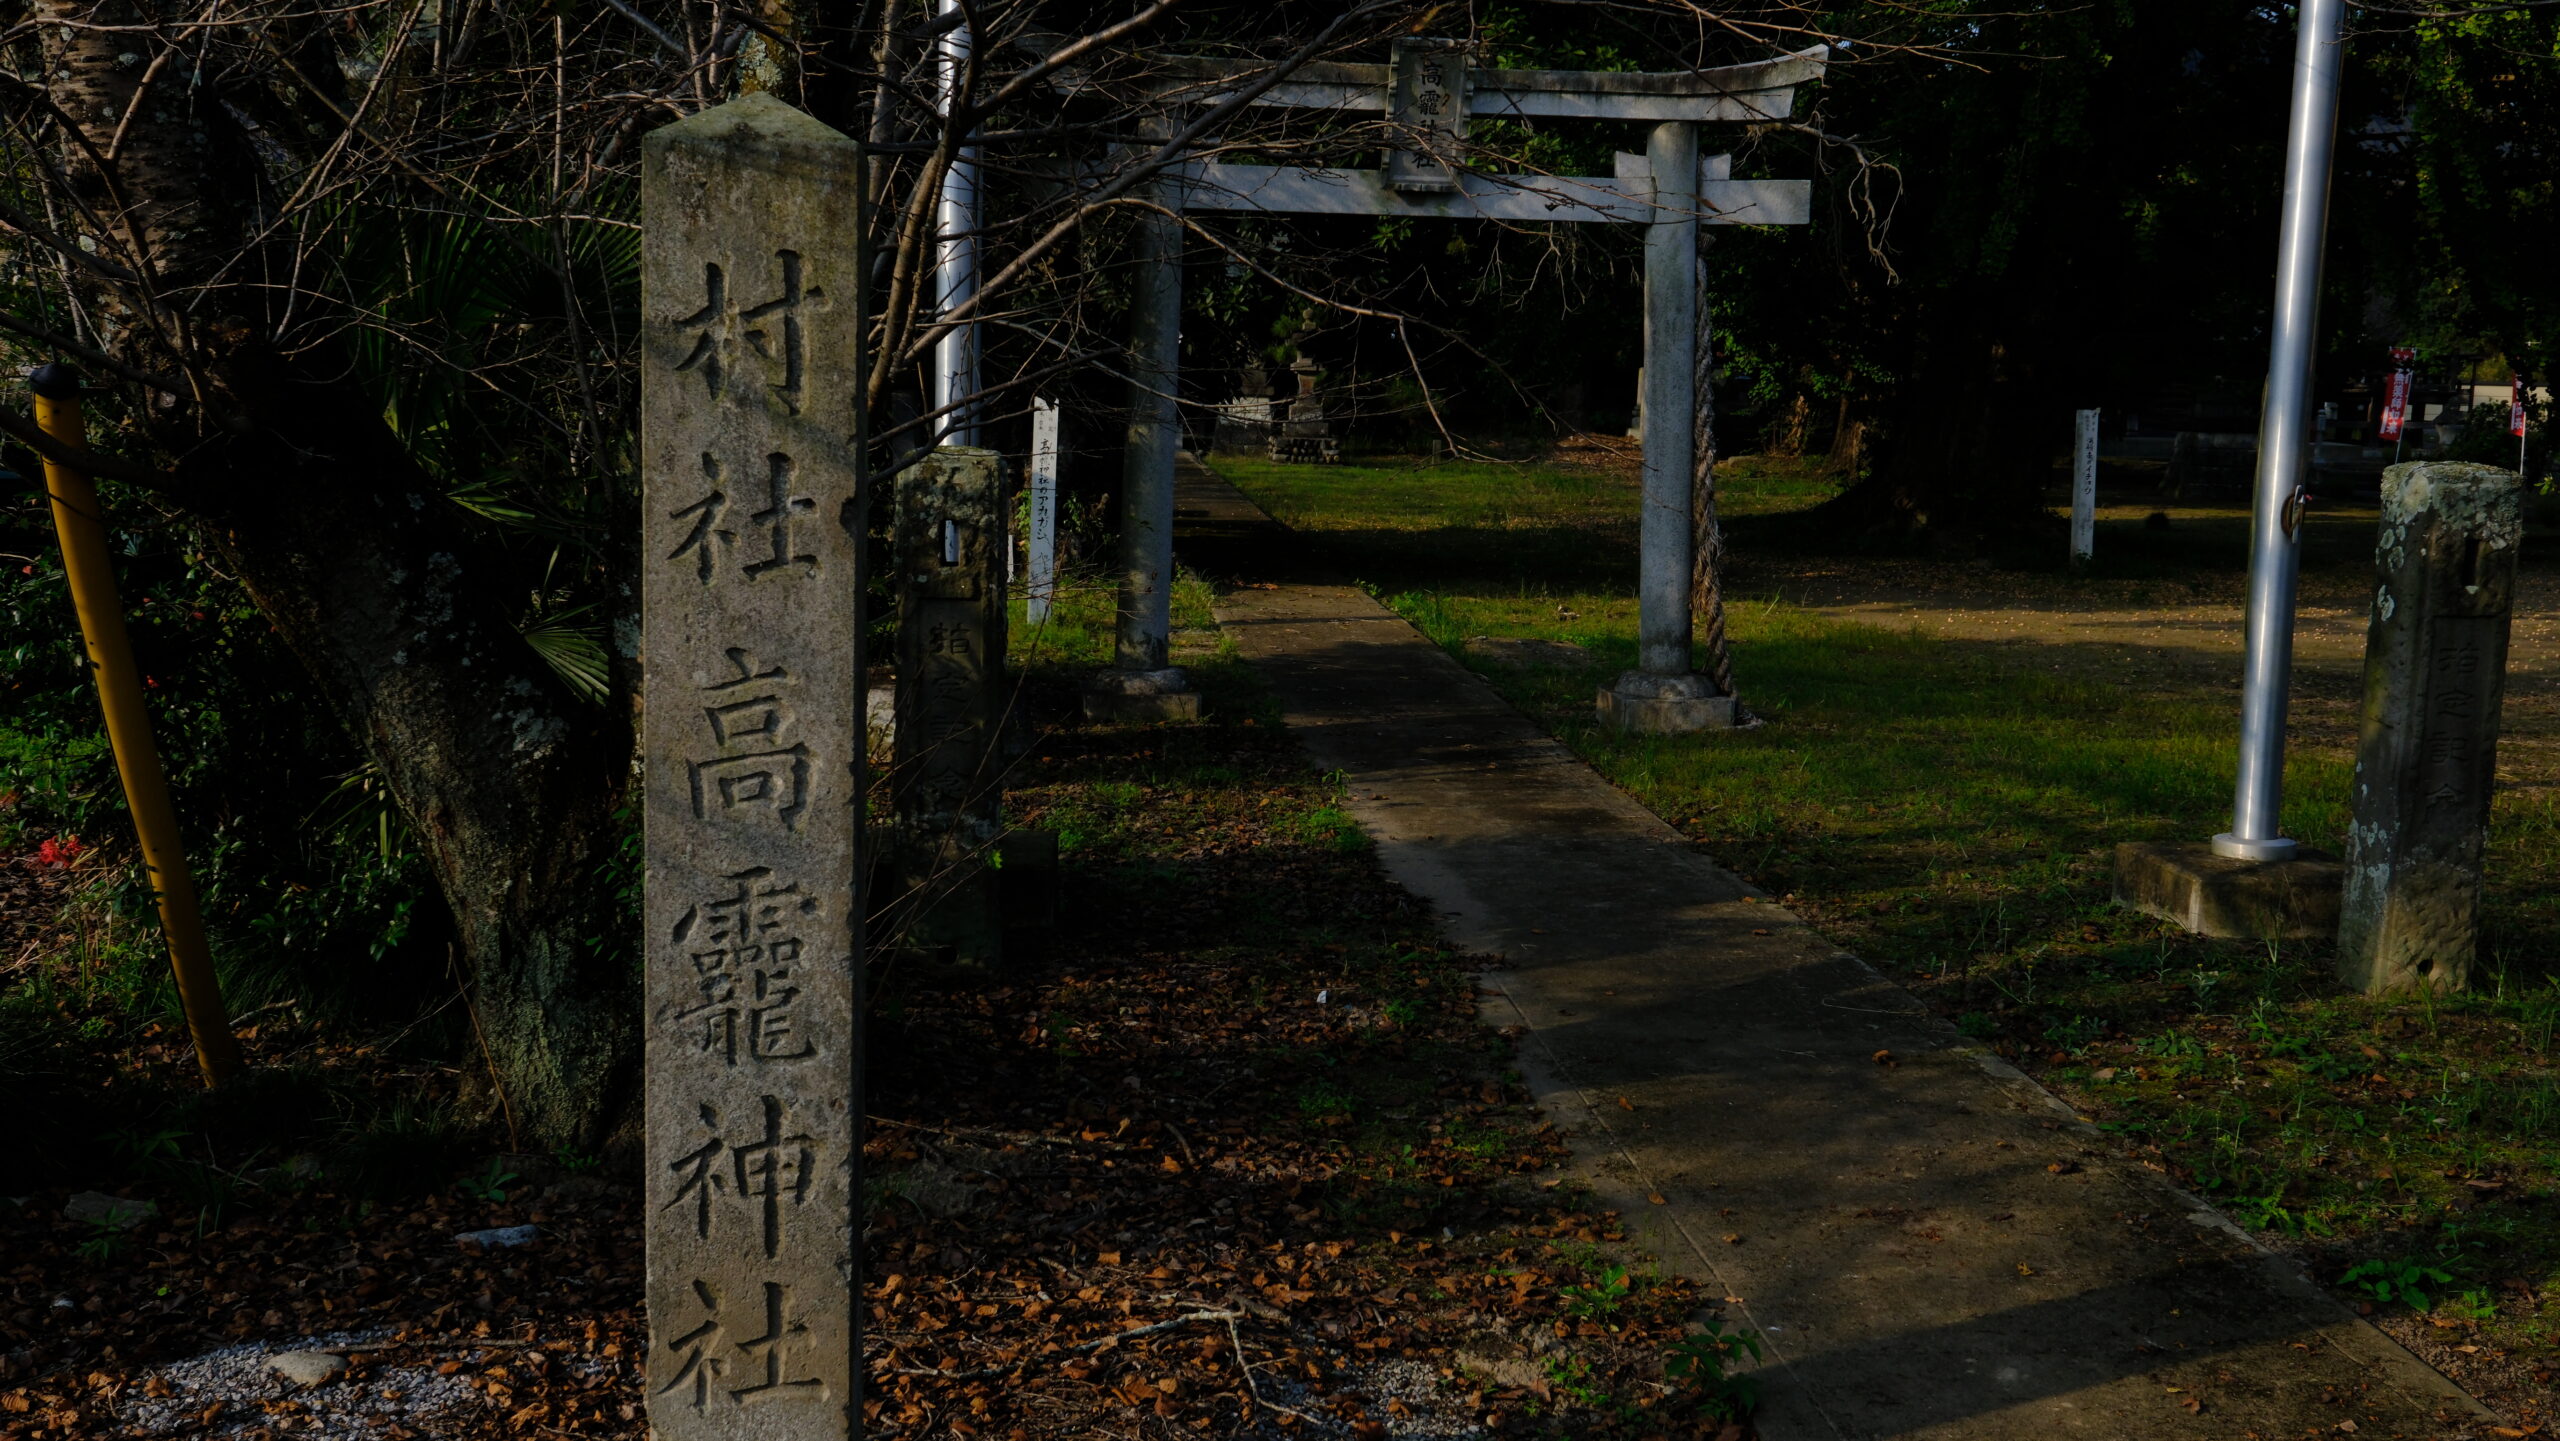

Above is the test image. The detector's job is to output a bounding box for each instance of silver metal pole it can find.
[2218,0,2347,863]
[932,0,980,447]
[1116,137,1181,673]
[1638,120,1698,676]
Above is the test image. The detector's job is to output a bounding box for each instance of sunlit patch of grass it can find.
[1209,454,1627,533]
[1010,563,1226,675]
[1210,448,2560,1350]
[1290,804,1370,855]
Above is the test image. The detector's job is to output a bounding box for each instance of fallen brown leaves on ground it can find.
[2,688,1747,1439]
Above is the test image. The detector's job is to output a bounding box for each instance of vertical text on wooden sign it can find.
[1028,399,1059,624]
[642,92,862,1441]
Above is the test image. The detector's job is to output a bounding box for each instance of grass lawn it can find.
[1211,445,2560,1394]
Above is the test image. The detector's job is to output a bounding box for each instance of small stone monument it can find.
[642,93,862,1439]
[2165,430,2198,497]
[1211,366,1276,453]
[1269,355,1340,464]
[891,447,1008,966]
[2337,461,2522,994]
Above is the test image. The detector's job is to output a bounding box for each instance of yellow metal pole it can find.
[30,363,242,1087]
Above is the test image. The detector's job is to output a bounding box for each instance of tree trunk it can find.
[1826,417,1867,477]
[175,346,640,1149]
[1769,393,1809,458]
[41,0,640,1150]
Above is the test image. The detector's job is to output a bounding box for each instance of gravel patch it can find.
[119,1329,490,1438]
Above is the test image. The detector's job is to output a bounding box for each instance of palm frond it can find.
[521,609,612,704]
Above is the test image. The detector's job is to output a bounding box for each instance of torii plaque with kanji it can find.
[642,92,863,1441]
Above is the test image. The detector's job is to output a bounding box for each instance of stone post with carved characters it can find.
[642,92,863,1441]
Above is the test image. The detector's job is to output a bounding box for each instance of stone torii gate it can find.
[1082,42,1826,732]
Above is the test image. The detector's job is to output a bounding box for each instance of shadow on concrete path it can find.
[1178,456,2498,1441]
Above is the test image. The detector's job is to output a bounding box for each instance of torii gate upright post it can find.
[1084,120,1206,724]
[1613,117,1730,730]
[1078,42,1821,731]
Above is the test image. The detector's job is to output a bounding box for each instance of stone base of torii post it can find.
[1075,43,1820,733]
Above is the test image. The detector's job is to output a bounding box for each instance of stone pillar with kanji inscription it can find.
[889,446,1006,965]
[2338,462,2523,995]
[641,93,862,1441]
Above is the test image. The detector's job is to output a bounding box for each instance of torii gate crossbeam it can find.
[1083,42,1826,733]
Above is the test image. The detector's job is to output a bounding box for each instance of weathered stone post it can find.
[2337,461,2523,994]
[890,446,1007,965]
[642,93,863,1438]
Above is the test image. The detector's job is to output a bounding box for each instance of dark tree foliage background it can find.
[0,0,2551,1162]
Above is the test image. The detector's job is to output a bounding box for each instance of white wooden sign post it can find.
[1027,397,1060,624]
[1080,43,1827,732]
[2072,408,2100,564]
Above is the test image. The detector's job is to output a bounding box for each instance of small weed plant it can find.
[73,1219,131,1267]
[1664,1318,1762,1421]
[2341,1258,2455,1311]
[1559,1265,1633,1318]
[458,1157,519,1203]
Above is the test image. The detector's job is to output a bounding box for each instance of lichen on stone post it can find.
[2337,461,2523,995]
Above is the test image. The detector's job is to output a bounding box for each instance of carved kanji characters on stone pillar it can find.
[662,866,820,1065]
[656,1278,825,1412]
[672,248,829,416]
[643,92,863,1440]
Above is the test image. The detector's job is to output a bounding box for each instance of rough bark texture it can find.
[176,349,639,1148]
[1825,413,1866,477]
[38,0,241,294]
[1768,393,1808,458]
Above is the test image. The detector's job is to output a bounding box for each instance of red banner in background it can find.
[2516,374,2532,439]
[2380,347,2416,440]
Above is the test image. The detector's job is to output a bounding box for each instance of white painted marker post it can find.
[2071,408,2100,565]
[1028,397,1059,624]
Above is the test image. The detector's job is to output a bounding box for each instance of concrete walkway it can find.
[1178,459,2496,1440]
